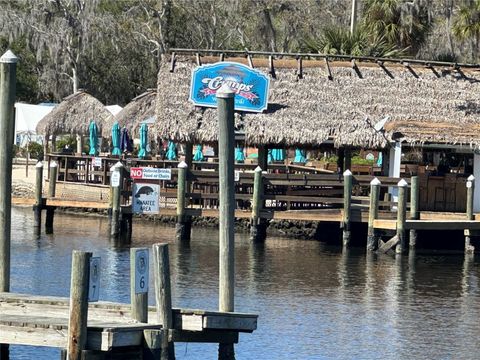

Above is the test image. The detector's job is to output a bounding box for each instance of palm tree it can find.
[452,0,480,61]
[362,0,432,56]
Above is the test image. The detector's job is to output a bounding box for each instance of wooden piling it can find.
[153,243,175,360]
[465,175,475,253]
[0,48,17,360]
[409,176,419,248]
[76,134,83,155]
[33,161,43,230]
[67,250,92,360]
[250,166,266,242]
[396,179,408,254]
[343,148,352,173]
[367,177,381,251]
[110,162,123,238]
[342,170,352,247]
[130,248,148,323]
[217,85,236,360]
[175,161,190,242]
[48,160,58,197]
[257,145,268,172]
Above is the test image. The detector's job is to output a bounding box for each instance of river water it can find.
[8,206,480,359]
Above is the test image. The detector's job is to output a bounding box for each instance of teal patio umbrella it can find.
[271,148,285,162]
[111,122,121,156]
[88,120,98,156]
[268,148,273,164]
[235,146,245,163]
[193,144,204,161]
[138,123,148,159]
[165,141,177,160]
[376,152,383,167]
[294,149,307,163]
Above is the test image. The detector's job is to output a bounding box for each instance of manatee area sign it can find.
[132,183,160,214]
[189,61,270,113]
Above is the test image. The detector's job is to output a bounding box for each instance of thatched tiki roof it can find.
[102,90,156,138]
[155,54,480,149]
[36,91,113,136]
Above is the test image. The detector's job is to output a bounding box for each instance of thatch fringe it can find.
[36,91,113,136]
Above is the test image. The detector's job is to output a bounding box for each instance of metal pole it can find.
[34,161,44,230]
[110,162,124,237]
[175,161,189,241]
[342,169,352,247]
[350,0,358,34]
[250,166,265,242]
[0,48,17,360]
[217,85,235,360]
[396,179,408,254]
[465,175,475,253]
[409,176,419,248]
[367,177,381,251]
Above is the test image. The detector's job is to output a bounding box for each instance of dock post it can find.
[67,250,91,360]
[153,243,175,360]
[0,49,17,360]
[396,179,408,254]
[110,162,123,238]
[45,161,58,234]
[367,177,381,251]
[130,248,148,323]
[342,170,352,247]
[465,175,475,254]
[409,176,419,248]
[250,166,266,242]
[217,85,236,360]
[33,161,44,232]
[175,161,191,242]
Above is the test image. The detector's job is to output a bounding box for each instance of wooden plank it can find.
[169,329,239,344]
[406,220,480,230]
[0,323,68,348]
[173,314,203,331]
[203,315,257,332]
[373,219,397,230]
[46,199,110,209]
[261,209,343,222]
[12,197,35,206]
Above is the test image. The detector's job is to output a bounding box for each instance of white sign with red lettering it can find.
[130,167,171,180]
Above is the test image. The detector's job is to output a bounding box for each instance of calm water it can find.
[8,206,480,359]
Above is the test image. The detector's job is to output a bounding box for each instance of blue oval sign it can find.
[189,62,270,113]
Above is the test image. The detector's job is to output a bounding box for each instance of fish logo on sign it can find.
[190,62,270,113]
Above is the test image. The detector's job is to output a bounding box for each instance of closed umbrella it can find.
[111,122,121,156]
[165,141,177,160]
[376,152,383,167]
[138,123,148,159]
[268,148,273,164]
[193,144,204,161]
[120,127,132,153]
[294,149,307,163]
[271,148,285,162]
[88,120,98,156]
[235,146,245,163]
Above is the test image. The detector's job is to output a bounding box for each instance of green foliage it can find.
[305,26,404,57]
[27,142,43,160]
[452,1,480,41]
[351,155,375,165]
[56,136,77,151]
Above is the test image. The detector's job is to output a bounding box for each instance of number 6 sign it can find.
[135,249,149,294]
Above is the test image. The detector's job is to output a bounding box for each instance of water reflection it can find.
[8,207,480,359]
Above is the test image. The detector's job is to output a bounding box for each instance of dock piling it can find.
[67,250,92,360]
[33,161,43,232]
[130,248,149,323]
[217,85,236,360]
[0,49,17,360]
[409,176,419,248]
[465,175,475,254]
[48,161,58,197]
[110,162,124,238]
[250,166,266,242]
[367,177,381,251]
[342,169,352,247]
[153,243,175,360]
[396,179,408,254]
[175,161,191,242]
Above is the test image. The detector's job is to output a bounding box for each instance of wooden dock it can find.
[0,292,256,351]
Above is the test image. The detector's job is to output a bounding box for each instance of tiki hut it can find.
[155,54,480,150]
[36,90,113,137]
[102,89,156,138]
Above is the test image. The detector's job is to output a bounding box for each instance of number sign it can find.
[88,257,101,302]
[135,249,149,294]
[235,170,240,182]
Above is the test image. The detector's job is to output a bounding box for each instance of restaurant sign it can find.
[189,62,270,113]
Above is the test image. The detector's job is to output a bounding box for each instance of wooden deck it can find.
[0,292,257,350]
